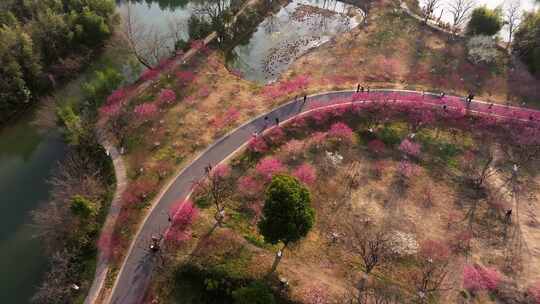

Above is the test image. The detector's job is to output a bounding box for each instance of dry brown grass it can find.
[150,114,539,303]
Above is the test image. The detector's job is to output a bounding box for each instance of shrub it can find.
[255,157,286,181]
[70,195,98,218]
[466,6,503,36]
[292,164,317,185]
[232,281,276,304]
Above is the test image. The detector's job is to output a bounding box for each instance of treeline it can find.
[0,0,116,123]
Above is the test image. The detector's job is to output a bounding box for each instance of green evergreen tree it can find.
[466,6,503,36]
[258,174,315,272]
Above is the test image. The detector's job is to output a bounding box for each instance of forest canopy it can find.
[0,0,116,123]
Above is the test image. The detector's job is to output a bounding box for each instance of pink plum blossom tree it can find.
[158,89,176,105]
[463,264,503,293]
[238,175,264,198]
[293,163,316,185]
[255,157,285,181]
[134,103,158,119]
[399,138,421,158]
[368,139,386,155]
[165,199,198,245]
[248,136,269,154]
[328,122,354,143]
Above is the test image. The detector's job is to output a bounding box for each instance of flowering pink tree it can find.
[261,75,310,100]
[106,88,127,105]
[97,229,115,260]
[158,89,176,105]
[283,139,304,159]
[399,138,421,158]
[368,139,386,155]
[140,69,160,81]
[293,163,316,185]
[463,264,502,293]
[211,107,240,128]
[308,132,328,150]
[255,157,285,181]
[238,175,264,198]
[134,103,158,120]
[411,239,451,301]
[398,160,419,180]
[328,122,354,143]
[122,179,157,205]
[176,70,196,85]
[299,284,330,304]
[528,281,540,304]
[99,102,123,120]
[450,230,473,253]
[247,136,269,154]
[266,127,286,146]
[165,199,199,246]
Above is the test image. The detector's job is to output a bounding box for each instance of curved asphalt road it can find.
[108,89,540,304]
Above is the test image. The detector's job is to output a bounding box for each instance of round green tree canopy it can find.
[258,174,315,246]
[466,6,503,36]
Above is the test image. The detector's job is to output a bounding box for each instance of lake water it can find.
[0,113,67,303]
[228,0,364,83]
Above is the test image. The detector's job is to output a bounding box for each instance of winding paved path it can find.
[107,89,540,304]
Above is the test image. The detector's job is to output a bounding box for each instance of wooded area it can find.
[0,0,116,123]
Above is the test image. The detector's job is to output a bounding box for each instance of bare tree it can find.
[31,250,76,304]
[195,165,232,227]
[32,151,105,250]
[167,16,188,51]
[421,0,443,24]
[195,0,231,21]
[350,227,393,303]
[503,0,522,48]
[411,240,451,303]
[121,3,172,69]
[447,0,476,34]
